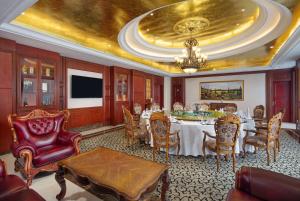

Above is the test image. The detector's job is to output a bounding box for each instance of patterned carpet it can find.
[80,129,300,201]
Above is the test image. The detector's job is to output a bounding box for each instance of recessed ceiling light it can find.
[21,12,25,15]
[241,9,245,12]
[150,13,154,16]
[236,23,240,26]
[269,45,274,49]
[146,28,150,32]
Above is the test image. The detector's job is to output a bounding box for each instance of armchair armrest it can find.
[203,131,216,139]
[57,130,81,146]
[11,141,37,158]
[0,159,6,177]
[236,166,300,201]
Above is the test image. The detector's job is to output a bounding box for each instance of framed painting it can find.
[200,80,244,101]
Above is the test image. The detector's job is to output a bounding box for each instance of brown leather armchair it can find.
[0,159,45,201]
[8,109,81,186]
[226,166,300,201]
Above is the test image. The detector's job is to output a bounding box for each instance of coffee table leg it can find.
[55,166,66,200]
[161,170,169,201]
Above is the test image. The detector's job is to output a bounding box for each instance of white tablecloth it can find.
[143,117,255,156]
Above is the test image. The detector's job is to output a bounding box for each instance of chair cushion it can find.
[226,189,262,201]
[0,189,45,201]
[245,135,271,146]
[33,144,75,167]
[204,139,217,151]
[0,175,26,199]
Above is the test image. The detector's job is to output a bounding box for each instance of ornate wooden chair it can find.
[243,112,282,165]
[199,103,209,111]
[133,103,142,125]
[253,105,264,120]
[224,105,237,114]
[123,107,148,146]
[150,112,180,161]
[202,114,240,172]
[8,109,81,185]
[173,102,184,111]
[151,103,160,111]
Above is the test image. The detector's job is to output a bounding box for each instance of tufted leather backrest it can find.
[12,114,65,148]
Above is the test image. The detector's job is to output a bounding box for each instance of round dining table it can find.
[142,111,255,157]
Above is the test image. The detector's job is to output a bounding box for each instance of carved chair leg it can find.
[277,139,280,152]
[273,145,277,162]
[152,147,156,161]
[242,143,246,158]
[232,153,236,173]
[225,154,229,161]
[254,147,257,154]
[202,144,206,162]
[216,153,220,172]
[166,147,169,162]
[266,147,270,166]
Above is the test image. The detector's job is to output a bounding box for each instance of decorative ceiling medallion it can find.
[173,17,210,35]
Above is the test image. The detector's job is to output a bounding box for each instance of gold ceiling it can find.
[12,0,300,74]
[139,0,258,48]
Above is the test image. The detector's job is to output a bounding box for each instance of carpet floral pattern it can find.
[80,129,300,201]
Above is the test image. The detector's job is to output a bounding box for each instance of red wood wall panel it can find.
[132,70,146,110]
[64,58,110,128]
[171,77,185,107]
[0,51,14,153]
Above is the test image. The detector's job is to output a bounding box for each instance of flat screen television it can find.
[71,75,103,98]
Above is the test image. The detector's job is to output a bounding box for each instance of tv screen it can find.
[71,75,103,98]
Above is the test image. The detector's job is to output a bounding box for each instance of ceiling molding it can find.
[0,0,37,24]
[271,26,300,66]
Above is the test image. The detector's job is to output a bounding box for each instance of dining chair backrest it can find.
[151,103,160,111]
[267,112,282,140]
[214,114,240,149]
[253,105,264,119]
[123,106,135,135]
[150,112,170,140]
[133,103,142,115]
[173,102,184,111]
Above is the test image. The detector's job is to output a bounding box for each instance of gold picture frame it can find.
[200,80,244,101]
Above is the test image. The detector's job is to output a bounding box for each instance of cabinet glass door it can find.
[40,62,55,107]
[21,58,38,107]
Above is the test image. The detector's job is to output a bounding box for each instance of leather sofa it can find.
[8,109,81,185]
[0,159,45,201]
[226,166,300,201]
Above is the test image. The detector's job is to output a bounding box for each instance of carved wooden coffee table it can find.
[55,147,169,201]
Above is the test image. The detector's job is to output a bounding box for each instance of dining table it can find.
[141,110,255,157]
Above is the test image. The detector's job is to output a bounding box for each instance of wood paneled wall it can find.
[64,58,111,128]
[0,37,165,153]
[171,77,185,107]
[0,38,16,153]
[110,67,164,125]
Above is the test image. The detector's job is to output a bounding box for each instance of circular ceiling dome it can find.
[118,0,291,62]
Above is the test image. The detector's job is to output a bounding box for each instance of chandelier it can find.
[175,37,207,73]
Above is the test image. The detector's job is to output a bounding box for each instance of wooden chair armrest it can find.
[243,129,257,133]
[203,130,216,139]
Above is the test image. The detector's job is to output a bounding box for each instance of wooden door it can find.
[273,81,291,122]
